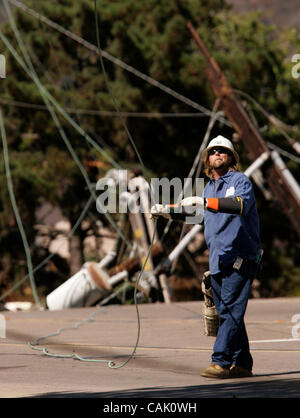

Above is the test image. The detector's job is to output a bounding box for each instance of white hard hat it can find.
[202,135,239,163]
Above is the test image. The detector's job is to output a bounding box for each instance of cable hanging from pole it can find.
[0,109,41,310]
[0,0,131,304]
[0,28,131,248]
[6,0,231,127]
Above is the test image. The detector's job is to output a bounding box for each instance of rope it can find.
[2,1,159,369]
[28,283,129,366]
[92,0,159,368]
[30,1,159,369]
[28,220,157,367]
[107,221,157,369]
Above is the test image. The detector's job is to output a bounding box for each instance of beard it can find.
[212,158,226,169]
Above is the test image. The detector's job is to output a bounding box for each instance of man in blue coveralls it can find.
[199,135,262,379]
[151,135,262,379]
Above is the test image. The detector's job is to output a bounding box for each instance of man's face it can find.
[208,147,233,171]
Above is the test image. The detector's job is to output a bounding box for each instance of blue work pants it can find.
[211,264,255,370]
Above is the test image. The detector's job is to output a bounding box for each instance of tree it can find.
[0,0,299,301]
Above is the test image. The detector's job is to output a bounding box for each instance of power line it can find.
[0,97,212,118]
[0,109,41,309]
[7,0,231,127]
[0,0,130,302]
[0,16,132,246]
[267,141,300,164]
[234,88,300,155]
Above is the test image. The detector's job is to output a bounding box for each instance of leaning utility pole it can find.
[187,22,300,238]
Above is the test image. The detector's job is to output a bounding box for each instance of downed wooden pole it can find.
[46,262,128,310]
[108,240,171,302]
[108,241,164,276]
[187,21,300,238]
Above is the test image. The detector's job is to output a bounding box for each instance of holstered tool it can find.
[201,271,219,337]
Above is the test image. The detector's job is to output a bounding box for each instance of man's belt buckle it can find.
[233,256,243,270]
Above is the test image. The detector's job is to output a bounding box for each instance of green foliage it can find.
[0,0,299,299]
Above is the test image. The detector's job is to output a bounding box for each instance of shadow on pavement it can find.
[29,375,300,398]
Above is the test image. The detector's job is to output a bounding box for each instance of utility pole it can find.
[187,22,300,238]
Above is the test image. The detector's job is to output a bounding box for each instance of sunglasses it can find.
[208,147,231,156]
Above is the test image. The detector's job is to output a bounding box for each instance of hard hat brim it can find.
[202,145,239,164]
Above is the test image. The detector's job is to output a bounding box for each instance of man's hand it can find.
[180,196,206,209]
[150,204,172,220]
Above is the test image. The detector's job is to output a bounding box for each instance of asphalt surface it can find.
[0,297,299,398]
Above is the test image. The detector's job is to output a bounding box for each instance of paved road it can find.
[0,297,299,398]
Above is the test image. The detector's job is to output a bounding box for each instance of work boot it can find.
[200,364,230,379]
[229,365,253,378]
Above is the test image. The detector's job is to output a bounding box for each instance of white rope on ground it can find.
[91,0,160,369]
[28,222,157,368]
[28,283,130,366]
[29,0,160,368]
[2,1,160,369]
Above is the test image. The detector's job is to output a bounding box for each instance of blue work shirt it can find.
[203,170,261,275]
